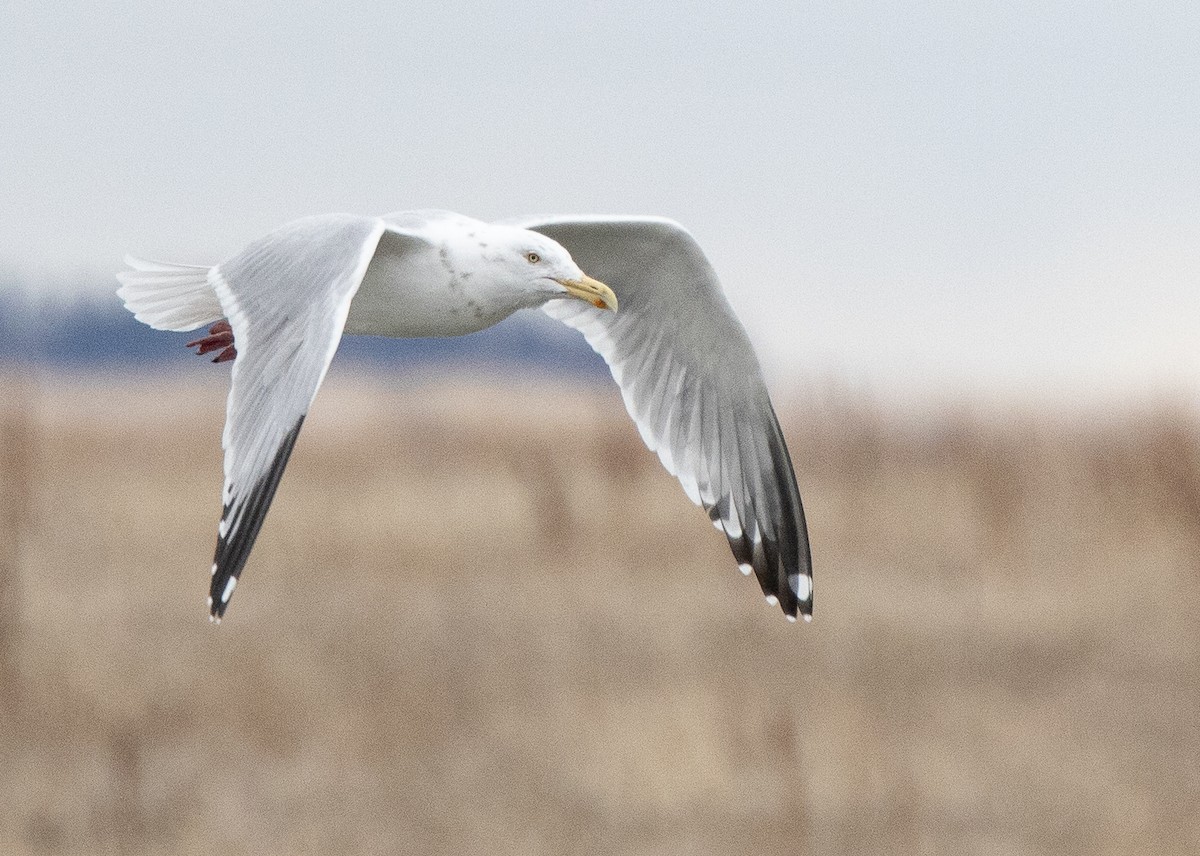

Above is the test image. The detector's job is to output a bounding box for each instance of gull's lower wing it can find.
[206,214,416,619]
[513,215,813,620]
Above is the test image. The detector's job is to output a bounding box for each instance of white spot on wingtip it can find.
[786,614,797,623]
[221,576,237,604]
[789,573,813,601]
[210,563,218,577]
[738,563,753,577]
[206,595,213,608]
[765,594,779,607]
[218,517,230,539]
[803,614,812,623]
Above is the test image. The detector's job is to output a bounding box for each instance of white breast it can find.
[345,233,514,339]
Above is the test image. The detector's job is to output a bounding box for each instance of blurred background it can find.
[2,2,1199,854]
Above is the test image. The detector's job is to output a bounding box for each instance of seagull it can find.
[116,211,813,622]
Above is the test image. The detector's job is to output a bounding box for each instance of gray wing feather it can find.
[207,214,391,619]
[516,215,813,620]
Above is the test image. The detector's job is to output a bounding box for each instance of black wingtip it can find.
[207,416,306,620]
[208,568,235,622]
[789,572,814,624]
[716,409,813,624]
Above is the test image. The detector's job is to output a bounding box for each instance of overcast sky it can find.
[3,2,1199,400]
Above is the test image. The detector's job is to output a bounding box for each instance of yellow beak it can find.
[556,275,619,311]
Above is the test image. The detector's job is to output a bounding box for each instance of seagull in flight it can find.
[117,211,813,622]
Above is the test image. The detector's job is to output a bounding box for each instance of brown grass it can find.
[1,369,1198,855]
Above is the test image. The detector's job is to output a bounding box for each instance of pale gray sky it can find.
[3,2,1199,399]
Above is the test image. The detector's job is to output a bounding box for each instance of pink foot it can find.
[186,320,237,363]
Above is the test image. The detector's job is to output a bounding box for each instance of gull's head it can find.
[492,227,618,312]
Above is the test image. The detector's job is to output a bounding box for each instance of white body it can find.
[346,212,553,337]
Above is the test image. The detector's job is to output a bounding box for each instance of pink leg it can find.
[186,320,237,363]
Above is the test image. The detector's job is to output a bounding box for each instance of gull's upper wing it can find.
[204,214,418,619]
[514,215,813,620]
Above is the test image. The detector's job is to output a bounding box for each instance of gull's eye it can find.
[526,251,541,264]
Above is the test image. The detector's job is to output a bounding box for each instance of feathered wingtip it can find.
[115,256,224,332]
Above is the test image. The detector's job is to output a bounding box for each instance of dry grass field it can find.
[1,369,1198,855]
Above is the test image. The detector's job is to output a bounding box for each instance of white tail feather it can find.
[116,256,224,331]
